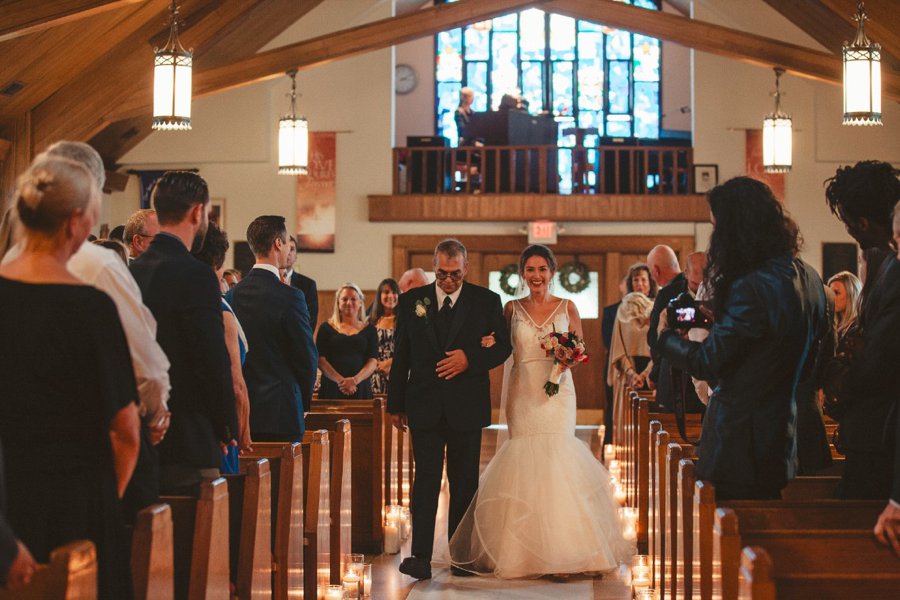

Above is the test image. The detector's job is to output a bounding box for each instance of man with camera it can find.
[646,245,706,416]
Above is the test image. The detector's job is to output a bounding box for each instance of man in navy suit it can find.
[389,239,511,579]
[283,236,319,328]
[131,171,236,496]
[227,216,317,442]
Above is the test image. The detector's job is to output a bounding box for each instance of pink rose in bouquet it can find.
[539,328,589,396]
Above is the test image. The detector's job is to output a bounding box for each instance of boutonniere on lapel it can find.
[415,298,431,323]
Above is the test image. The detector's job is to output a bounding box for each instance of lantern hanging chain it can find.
[850,2,871,49]
[286,69,299,119]
[770,67,786,117]
[160,0,189,54]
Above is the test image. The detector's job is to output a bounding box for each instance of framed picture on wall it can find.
[693,164,719,193]
[209,198,225,230]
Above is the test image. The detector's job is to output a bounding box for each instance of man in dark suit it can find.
[823,161,900,550]
[131,171,236,496]
[283,236,319,328]
[647,245,704,414]
[389,239,511,580]
[227,217,317,443]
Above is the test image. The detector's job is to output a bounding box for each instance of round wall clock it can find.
[395,63,418,95]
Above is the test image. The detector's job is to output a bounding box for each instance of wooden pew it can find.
[0,540,97,600]
[305,419,352,585]
[716,508,900,599]
[302,430,331,600]
[131,503,174,600]
[739,542,900,599]
[309,397,386,553]
[384,412,414,509]
[652,429,670,593]
[241,443,304,600]
[161,477,231,600]
[225,459,273,599]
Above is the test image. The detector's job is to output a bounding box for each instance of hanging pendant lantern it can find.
[842,2,882,126]
[763,67,792,174]
[278,70,309,175]
[152,1,192,131]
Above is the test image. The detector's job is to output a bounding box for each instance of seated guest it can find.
[92,238,128,263]
[0,155,140,598]
[0,438,37,590]
[658,177,827,500]
[607,291,653,444]
[370,278,399,395]
[223,268,242,290]
[317,283,378,399]
[2,141,170,522]
[193,223,252,465]
[131,171,236,496]
[123,208,159,262]
[398,267,429,293]
[282,235,319,327]
[227,216,317,442]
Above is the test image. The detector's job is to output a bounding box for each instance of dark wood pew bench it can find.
[301,430,331,600]
[224,459,273,599]
[131,503,174,600]
[0,540,97,600]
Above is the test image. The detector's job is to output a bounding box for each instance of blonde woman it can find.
[316,283,378,399]
[827,271,861,342]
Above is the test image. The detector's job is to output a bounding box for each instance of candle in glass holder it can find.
[384,520,400,554]
[399,507,411,541]
[324,584,344,600]
[342,570,360,599]
[635,589,659,600]
[620,507,638,543]
[361,563,372,598]
[603,444,616,463]
[614,483,627,506]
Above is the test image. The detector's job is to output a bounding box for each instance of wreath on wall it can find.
[558,259,590,294]
[499,263,520,296]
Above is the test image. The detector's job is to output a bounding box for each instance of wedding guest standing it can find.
[607,291,654,444]
[284,235,319,327]
[370,278,400,395]
[827,271,862,341]
[0,156,140,598]
[317,284,379,399]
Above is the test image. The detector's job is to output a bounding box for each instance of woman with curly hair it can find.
[657,176,829,500]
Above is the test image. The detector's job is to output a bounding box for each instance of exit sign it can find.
[528,221,557,244]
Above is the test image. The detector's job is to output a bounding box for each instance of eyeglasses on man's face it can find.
[435,269,464,281]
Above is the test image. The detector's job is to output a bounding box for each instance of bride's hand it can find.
[480,331,496,348]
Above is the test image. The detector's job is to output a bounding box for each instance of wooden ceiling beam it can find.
[192,0,547,98]
[545,0,900,100]
[761,0,899,71]
[818,0,900,63]
[0,0,144,42]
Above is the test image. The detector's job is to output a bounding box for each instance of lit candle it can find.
[342,571,360,598]
[362,563,372,598]
[614,483,627,506]
[384,519,400,554]
[632,572,651,594]
[603,444,616,462]
[635,589,659,600]
[399,507,410,541]
[324,584,344,600]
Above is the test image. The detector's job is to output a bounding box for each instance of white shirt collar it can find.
[252,263,282,279]
[435,281,463,309]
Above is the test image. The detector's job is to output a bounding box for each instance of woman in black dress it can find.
[370,278,399,395]
[316,283,378,399]
[0,156,141,599]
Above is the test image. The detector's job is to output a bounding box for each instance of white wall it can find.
[692,0,900,273]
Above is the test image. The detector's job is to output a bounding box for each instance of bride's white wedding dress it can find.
[448,299,634,579]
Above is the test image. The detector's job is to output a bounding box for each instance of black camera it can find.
[667,292,713,330]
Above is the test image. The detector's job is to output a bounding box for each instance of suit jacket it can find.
[227,268,317,440]
[289,271,319,328]
[0,439,18,577]
[839,256,900,500]
[648,273,704,413]
[658,255,826,491]
[130,233,235,470]
[388,282,511,431]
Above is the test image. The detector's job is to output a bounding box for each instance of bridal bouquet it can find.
[539,329,589,396]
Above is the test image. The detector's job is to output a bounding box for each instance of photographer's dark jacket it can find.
[658,255,827,491]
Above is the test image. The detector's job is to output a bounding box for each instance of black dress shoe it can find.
[450,566,475,577]
[399,556,432,580]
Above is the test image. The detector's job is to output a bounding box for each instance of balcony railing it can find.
[392,144,694,195]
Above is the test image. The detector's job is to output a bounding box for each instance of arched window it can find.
[435,1,661,151]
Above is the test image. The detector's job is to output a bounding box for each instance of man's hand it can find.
[874,501,900,556]
[480,332,496,348]
[3,541,37,590]
[390,413,408,431]
[436,349,469,380]
[146,411,171,446]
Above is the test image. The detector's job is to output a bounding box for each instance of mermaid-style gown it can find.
[449,300,635,578]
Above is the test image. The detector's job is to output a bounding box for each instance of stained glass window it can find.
[434,1,662,149]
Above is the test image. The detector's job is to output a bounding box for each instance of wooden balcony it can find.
[368,144,710,223]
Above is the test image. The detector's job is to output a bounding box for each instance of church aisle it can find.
[369,426,632,599]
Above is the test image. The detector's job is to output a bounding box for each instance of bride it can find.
[449,244,634,579]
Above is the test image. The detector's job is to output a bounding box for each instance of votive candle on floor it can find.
[324,585,344,600]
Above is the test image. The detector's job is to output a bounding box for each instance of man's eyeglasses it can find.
[435,270,464,281]
[136,233,154,239]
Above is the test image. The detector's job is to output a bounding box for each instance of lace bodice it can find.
[510,299,570,363]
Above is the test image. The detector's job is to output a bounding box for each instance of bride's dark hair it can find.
[519,244,557,274]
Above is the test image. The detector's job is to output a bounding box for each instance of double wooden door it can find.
[394,234,694,418]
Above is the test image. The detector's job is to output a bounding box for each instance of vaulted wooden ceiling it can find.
[0,0,897,196]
